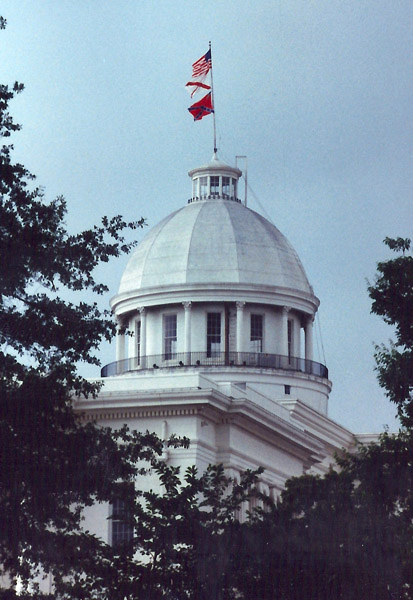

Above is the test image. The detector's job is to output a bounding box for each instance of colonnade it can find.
[115,302,315,363]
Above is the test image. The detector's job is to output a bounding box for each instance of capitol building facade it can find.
[77,153,357,543]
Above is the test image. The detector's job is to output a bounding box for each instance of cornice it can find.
[77,386,327,467]
[280,399,356,451]
[110,282,319,315]
[227,399,326,465]
[76,387,231,422]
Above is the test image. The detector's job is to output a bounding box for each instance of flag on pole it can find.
[185,49,212,98]
[188,91,214,121]
[185,80,211,98]
[192,49,212,77]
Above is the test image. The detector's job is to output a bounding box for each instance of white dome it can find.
[118,199,313,296]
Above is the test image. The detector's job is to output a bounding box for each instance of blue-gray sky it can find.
[2,1,412,433]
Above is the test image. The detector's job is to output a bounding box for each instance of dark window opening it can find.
[250,314,263,352]
[111,496,134,549]
[232,178,237,199]
[207,312,221,358]
[210,175,219,195]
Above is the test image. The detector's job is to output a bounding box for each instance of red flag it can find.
[188,92,214,121]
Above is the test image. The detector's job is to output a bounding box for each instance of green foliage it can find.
[47,462,261,600]
[0,32,154,591]
[225,236,413,600]
[368,237,413,426]
[232,460,410,600]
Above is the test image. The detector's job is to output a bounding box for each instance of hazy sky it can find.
[2,1,412,433]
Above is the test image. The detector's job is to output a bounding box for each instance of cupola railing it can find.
[187,194,242,204]
[101,351,328,379]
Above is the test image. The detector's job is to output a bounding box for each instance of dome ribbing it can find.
[118,199,312,296]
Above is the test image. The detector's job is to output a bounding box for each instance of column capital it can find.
[282,306,291,315]
[182,301,192,310]
[236,301,246,310]
[137,306,146,315]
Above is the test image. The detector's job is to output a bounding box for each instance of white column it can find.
[236,301,246,356]
[281,306,290,357]
[138,307,147,368]
[305,316,314,362]
[115,316,125,362]
[183,301,192,364]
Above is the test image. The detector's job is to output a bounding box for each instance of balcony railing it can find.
[188,194,242,204]
[101,351,328,379]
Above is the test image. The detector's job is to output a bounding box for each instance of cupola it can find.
[188,152,242,203]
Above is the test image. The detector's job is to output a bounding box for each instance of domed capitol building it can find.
[77,153,359,541]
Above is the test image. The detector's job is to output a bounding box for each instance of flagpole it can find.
[209,41,217,153]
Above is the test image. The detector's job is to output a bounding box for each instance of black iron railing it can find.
[188,194,242,204]
[101,351,328,379]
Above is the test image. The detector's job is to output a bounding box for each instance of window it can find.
[250,314,263,352]
[284,385,291,395]
[207,313,221,358]
[136,319,141,365]
[222,176,230,197]
[164,314,177,360]
[288,320,293,362]
[110,496,134,549]
[210,175,219,195]
[232,178,237,199]
[200,176,208,197]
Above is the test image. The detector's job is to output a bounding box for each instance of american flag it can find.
[191,49,212,78]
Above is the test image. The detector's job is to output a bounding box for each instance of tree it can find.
[0,16,162,593]
[49,462,261,600]
[0,19,256,598]
[232,448,410,600]
[368,237,413,427]
[229,236,413,600]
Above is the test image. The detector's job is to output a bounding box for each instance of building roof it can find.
[118,198,313,296]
